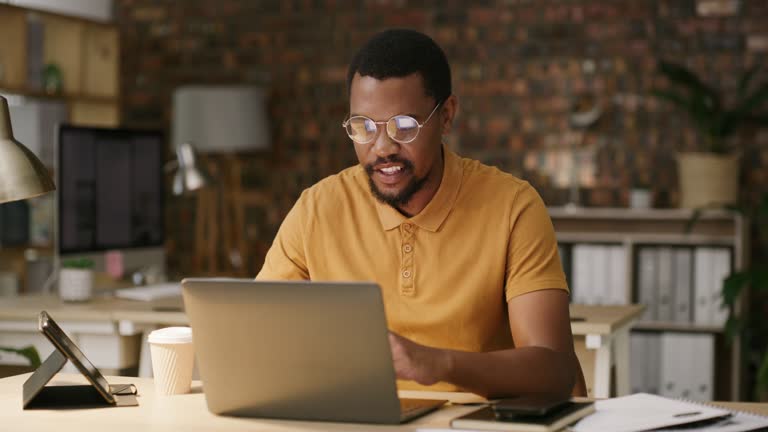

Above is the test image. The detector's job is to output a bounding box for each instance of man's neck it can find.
[395,148,445,217]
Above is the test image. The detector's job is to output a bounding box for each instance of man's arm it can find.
[389,288,580,399]
[256,191,310,280]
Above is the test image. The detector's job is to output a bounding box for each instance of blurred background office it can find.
[0,0,766,402]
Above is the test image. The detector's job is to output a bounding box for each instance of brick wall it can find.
[114,0,768,277]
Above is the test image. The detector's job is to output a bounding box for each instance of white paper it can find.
[571,393,730,432]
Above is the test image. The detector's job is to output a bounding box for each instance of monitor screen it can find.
[58,125,164,254]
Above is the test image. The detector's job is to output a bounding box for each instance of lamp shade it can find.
[0,96,55,204]
[172,85,271,153]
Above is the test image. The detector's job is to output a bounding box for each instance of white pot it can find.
[59,268,94,302]
[677,152,740,209]
[629,188,652,209]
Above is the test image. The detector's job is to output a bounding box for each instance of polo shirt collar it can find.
[372,147,463,233]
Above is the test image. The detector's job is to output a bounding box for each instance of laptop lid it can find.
[181,278,404,424]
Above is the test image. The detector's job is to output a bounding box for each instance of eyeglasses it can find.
[342,102,442,145]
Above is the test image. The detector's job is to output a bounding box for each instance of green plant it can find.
[721,193,768,400]
[651,60,768,154]
[0,345,41,369]
[61,258,94,269]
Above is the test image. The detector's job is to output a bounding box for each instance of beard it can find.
[364,156,427,209]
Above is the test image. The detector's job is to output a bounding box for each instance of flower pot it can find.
[677,152,740,209]
[58,268,94,302]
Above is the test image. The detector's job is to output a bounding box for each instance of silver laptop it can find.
[181,278,447,424]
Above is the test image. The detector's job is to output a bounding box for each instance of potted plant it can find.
[651,60,768,208]
[59,258,95,302]
[721,193,768,400]
[0,346,41,373]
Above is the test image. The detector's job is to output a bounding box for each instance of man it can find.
[257,29,585,399]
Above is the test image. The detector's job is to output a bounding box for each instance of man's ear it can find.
[440,94,459,135]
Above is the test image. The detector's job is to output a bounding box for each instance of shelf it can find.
[548,206,737,221]
[0,85,118,105]
[556,232,737,246]
[633,321,725,334]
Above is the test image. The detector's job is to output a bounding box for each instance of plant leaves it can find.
[757,350,768,397]
[724,315,743,344]
[722,271,750,306]
[752,269,768,292]
[734,82,768,120]
[658,60,721,110]
[0,346,41,368]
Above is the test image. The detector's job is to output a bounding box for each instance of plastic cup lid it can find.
[148,326,193,344]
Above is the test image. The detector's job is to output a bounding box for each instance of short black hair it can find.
[347,29,451,104]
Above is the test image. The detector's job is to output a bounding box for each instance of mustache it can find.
[364,156,414,175]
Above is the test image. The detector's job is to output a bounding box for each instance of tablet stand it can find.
[22,349,138,409]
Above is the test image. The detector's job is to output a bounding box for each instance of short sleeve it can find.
[256,191,310,280]
[505,183,569,301]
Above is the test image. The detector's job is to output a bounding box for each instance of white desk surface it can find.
[0,373,485,432]
[0,294,643,334]
[2,373,767,432]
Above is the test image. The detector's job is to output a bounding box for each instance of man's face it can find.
[348,73,444,211]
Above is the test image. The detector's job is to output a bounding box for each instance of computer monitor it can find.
[56,125,165,275]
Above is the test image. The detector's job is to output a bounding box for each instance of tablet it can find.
[38,311,116,404]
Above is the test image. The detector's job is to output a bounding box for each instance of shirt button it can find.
[403,244,413,253]
[403,223,412,232]
[402,270,411,278]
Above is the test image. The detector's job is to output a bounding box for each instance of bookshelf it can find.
[0,2,120,127]
[549,207,748,401]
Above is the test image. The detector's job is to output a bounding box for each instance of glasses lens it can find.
[387,115,419,143]
[346,117,377,143]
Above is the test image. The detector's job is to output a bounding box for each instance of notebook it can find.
[570,393,768,432]
[451,401,595,432]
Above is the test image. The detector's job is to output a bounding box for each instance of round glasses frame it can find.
[342,102,443,145]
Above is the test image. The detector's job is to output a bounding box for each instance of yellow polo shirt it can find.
[257,149,568,391]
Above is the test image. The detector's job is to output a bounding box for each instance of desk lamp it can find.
[0,95,55,367]
[0,96,55,204]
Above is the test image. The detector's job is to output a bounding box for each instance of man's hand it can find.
[388,331,452,386]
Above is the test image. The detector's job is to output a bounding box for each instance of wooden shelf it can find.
[552,206,748,400]
[0,2,120,128]
[548,206,736,221]
[0,85,117,105]
[555,232,737,245]
[633,321,725,333]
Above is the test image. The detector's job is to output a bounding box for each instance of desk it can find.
[569,304,645,398]
[0,294,184,375]
[1,373,766,432]
[0,295,642,398]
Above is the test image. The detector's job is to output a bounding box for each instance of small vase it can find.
[59,268,93,302]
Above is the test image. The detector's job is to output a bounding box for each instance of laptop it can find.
[181,278,447,424]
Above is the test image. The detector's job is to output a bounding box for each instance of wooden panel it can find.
[82,26,118,98]
[69,102,119,127]
[0,7,27,89]
[42,15,83,94]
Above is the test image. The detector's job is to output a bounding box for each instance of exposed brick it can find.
[113,0,768,282]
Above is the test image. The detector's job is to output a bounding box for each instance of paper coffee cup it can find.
[148,327,194,395]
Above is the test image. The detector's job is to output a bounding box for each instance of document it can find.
[571,393,730,432]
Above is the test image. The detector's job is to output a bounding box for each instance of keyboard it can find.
[114,283,181,301]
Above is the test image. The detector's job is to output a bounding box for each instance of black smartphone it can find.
[38,311,116,404]
[492,394,570,417]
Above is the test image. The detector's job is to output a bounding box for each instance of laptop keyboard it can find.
[399,398,446,421]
